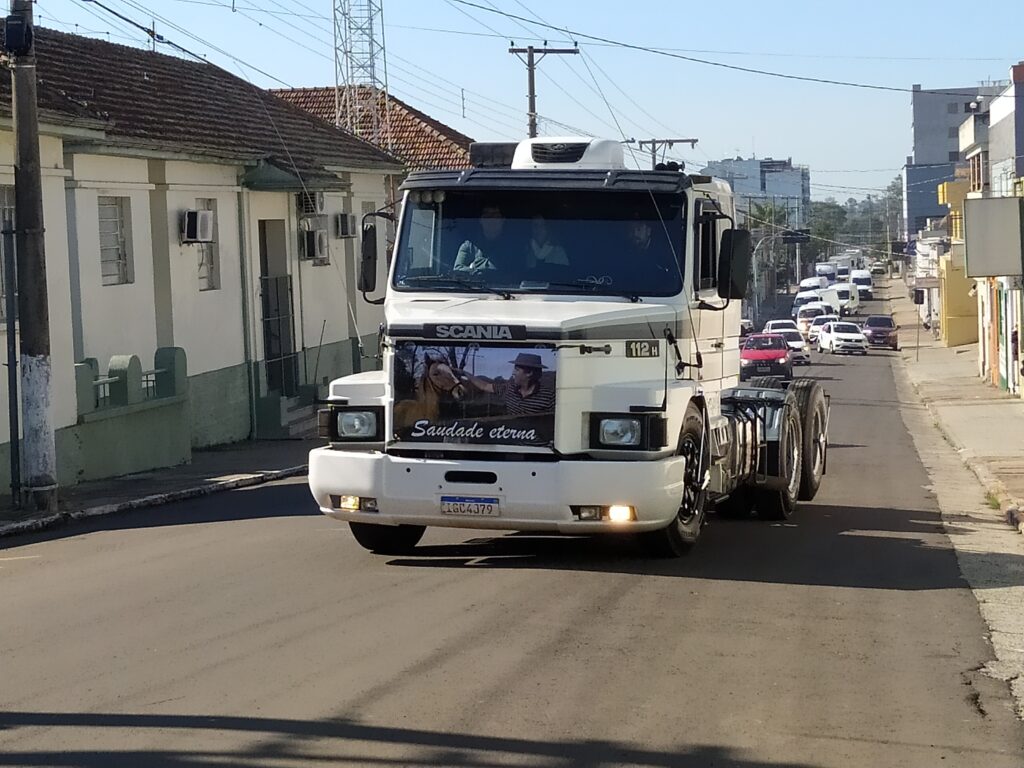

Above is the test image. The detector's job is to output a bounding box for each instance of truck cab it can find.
[308,137,827,557]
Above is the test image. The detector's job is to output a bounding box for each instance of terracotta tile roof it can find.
[0,28,402,184]
[272,86,473,170]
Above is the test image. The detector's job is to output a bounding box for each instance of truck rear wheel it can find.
[349,522,425,554]
[641,402,708,557]
[789,378,827,501]
[755,395,803,520]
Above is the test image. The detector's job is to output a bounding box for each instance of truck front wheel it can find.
[349,522,426,554]
[641,402,708,557]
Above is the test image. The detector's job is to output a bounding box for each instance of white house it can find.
[0,28,403,489]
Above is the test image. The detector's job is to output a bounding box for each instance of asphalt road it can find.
[2,292,1023,767]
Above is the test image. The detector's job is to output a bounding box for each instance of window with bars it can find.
[196,198,220,291]
[98,196,132,286]
[0,185,14,322]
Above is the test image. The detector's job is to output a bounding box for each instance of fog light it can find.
[607,505,635,523]
[577,505,601,521]
[337,495,360,511]
[360,497,378,512]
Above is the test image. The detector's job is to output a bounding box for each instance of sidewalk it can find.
[0,438,318,538]
[889,281,1024,532]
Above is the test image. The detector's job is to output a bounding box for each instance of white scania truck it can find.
[308,138,829,557]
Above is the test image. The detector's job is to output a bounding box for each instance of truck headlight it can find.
[337,410,378,438]
[598,417,641,447]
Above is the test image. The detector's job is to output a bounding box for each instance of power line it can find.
[446,0,1017,99]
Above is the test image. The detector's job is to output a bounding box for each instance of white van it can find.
[800,275,829,291]
[815,262,837,282]
[791,289,821,318]
[851,269,873,299]
[814,287,841,317]
[833,282,860,315]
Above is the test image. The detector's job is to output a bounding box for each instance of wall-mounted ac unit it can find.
[335,213,357,238]
[300,229,329,261]
[180,209,214,243]
[297,190,326,216]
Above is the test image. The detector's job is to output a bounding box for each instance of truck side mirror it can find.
[359,222,378,293]
[718,229,751,300]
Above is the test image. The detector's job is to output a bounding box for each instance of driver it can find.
[454,204,508,272]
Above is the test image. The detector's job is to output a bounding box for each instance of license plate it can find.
[756,366,771,373]
[440,496,501,517]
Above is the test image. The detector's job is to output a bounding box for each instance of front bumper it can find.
[864,334,897,347]
[308,448,686,533]
[740,360,791,379]
[833,340,867,353]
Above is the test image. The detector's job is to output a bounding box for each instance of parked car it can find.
[817,321,869,355]
[796,305,827,337]
[740,333,793,380]
[807,313,840,343]
[861,314,899,350]
[870,261,888,276]
[763,319,799,334]
[778,329,811,365]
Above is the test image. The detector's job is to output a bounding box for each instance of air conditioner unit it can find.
[335,213,357,238]
[180,209,214,243]
[297,191,326,216]
[300,229,330,261]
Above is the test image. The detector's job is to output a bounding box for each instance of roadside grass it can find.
[985,490,1002,510]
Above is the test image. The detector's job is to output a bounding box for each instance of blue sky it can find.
[41,0,1024,197]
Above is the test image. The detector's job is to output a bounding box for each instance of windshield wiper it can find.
[530,279,643,303]
[400,274,513,300]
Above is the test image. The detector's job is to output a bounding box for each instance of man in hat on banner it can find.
[459,352,555,416]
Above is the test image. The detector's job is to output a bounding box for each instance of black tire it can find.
[754,394,803,520]
[349,522,425,554]
[642,402,709,557]
[789,378,827,501]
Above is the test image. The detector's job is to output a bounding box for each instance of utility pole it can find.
[637,138,698,170]
[508,44,579,138]
[6,0,57,513]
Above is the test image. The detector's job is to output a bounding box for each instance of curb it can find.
[0,465,308,539]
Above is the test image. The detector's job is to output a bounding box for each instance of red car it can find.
[740,333,793,381]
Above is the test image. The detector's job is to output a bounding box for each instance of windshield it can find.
[744,335,787,350]
[392,190,685,297]
[780,331,804,343]
[811,316,834,327]
[798,307,824,319]
[834,323,861,334]
[865,316,895,328]
[853,276,871,286]
[837,289,850,299]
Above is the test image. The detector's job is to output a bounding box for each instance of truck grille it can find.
[531,142,589,163]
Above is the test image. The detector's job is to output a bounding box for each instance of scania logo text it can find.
[434,325,514,340]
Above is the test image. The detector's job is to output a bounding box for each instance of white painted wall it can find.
[67,155,158,374]
[163,161,246,376]
[0,132,77,441]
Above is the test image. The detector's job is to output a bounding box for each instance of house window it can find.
[948,126,959,139]
[948,150,960,162]
[98,196,132,286]
[196,198,219,291]
[0,185,14,322]
[947,102,959,114]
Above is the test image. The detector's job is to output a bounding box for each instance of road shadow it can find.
[383,501,1024,592]
[0,480,319,549]
[0,710,826,768]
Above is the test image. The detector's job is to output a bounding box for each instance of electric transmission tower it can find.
[334,0,391,149]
